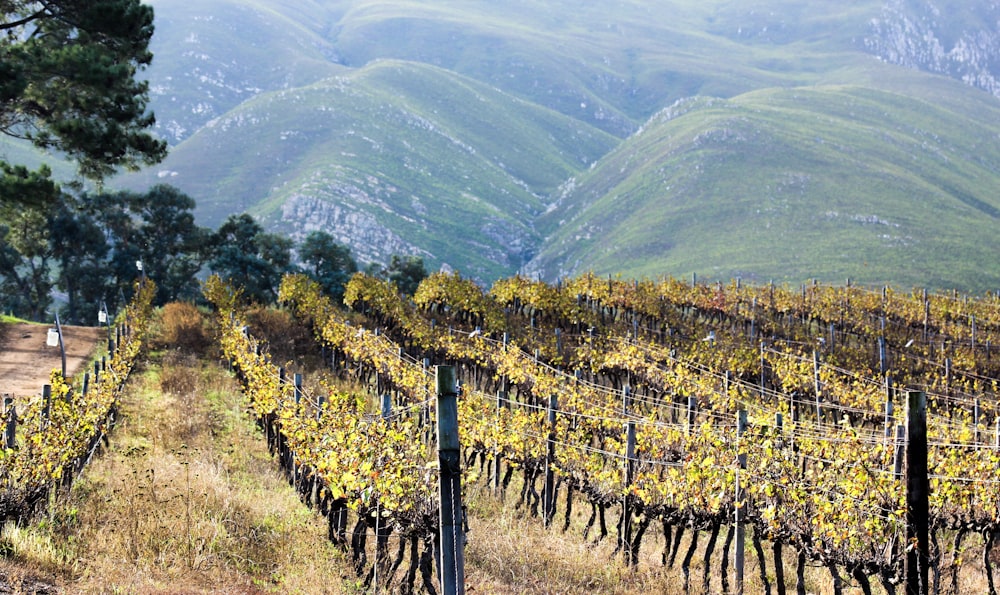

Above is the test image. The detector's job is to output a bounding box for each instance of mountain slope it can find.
[144,0,349,143]
[99,0,1000,291]
[124,60,617,280]
[528,78,1000,291]
[143,0,891,143]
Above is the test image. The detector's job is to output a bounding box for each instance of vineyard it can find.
[199,270,1000,594]
[0,281,155,525]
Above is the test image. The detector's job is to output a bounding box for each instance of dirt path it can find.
[18,353,348,593]
[0,322,106,401]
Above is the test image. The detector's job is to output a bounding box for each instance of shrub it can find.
[155,302,211,354]
[245,307,312,363]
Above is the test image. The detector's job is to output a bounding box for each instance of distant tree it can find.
[50,201,112,324]
[207,214,292,304]
[299,231,357,304]
[130,185,207,304]
[0,208,53,320]
[385,255,428,296]
[83,190,143,304]
[0,0,166,210]
[75,186,207,307]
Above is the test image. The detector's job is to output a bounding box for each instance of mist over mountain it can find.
[110,0,1000,290]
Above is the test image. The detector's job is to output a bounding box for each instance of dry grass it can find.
[1,350,352,594]
[463,479,857,595]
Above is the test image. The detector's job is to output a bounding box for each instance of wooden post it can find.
[905,391,929,595]
[879,336,887,377]
[759,342,766,398]
[944,358,952,397]
[316,394,326,419]
[3,398,15,449]
[293,373,303,405]
[893,425,905,479]
[494,391,505,493]
[686,396,697,434]
[974,398,982,444]
[543,394,558,527]
[41,384,52,426]
[923,294,930,342]
[436,366,465,595]
[622,421,637,562]
[382,394,392,421]
[813,350,822,422]
[735,410,748,595]
[82,372,90,397]
[54,312,66,378]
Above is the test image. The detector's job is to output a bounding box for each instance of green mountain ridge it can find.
[123,60,617,281]
[87,1,1000,290]
[529,81,1000,292]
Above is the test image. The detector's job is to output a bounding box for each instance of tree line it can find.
[0,184,427,324]
[1,2,428,324]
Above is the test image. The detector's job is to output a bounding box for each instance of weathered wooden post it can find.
[41,384,52,427]
[813,350,823,422]
[494,391,505,493]
[735,409,748,595]
[622,421,637,563]
[436,366,465,595]
[905,391,929,595]
[893,425,906,479]
[381,394,392,421]
[686,396,697,434]
[3,397,15,449]
[543,394,558,527]
[54,312,66,378]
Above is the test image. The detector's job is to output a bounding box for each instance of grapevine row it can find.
[0,280,155,522]
[339,271,1000,593]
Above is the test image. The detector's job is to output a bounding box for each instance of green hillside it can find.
[98,0,1000,291]
[142,0,885,142]
[122,60,617,280]
[143,0,349,143]
[528,79,1000,292]
[329,0,883,135]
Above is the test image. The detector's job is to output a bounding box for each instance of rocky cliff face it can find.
[866,0,1000,97]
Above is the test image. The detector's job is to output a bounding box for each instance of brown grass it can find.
[151,302,213,355]
[1,351,351,594]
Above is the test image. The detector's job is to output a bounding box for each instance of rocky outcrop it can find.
[866,1,1000,97]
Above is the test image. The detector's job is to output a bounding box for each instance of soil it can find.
[0,322,106,403]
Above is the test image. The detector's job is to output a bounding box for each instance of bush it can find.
[245,307,312,363]
[155,302,211,354]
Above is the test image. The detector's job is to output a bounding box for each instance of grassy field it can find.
[531,81,1000,292]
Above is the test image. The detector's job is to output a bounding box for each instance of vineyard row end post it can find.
[905,390,929,595]
[436,365,466,595]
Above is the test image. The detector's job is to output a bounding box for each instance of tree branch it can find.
[0,9,48,32]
